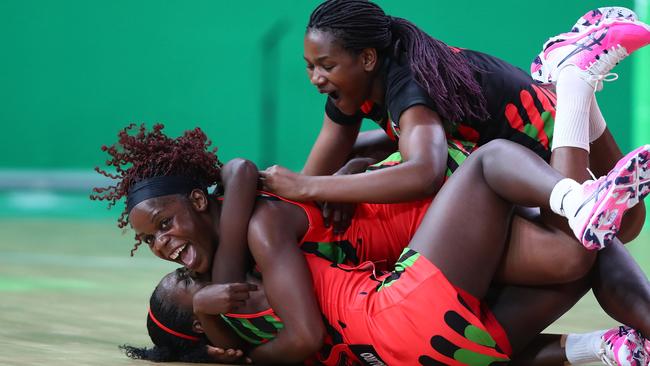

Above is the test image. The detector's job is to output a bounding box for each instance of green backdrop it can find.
[0,0,637,172]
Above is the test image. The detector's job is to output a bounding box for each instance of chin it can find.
[338,101,359,116]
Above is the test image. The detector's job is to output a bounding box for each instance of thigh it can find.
[408,148,513,299]
[488,278,591,355]
[497,214,596,285]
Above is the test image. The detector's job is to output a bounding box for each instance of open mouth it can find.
[170,243,187,260]
[328,91,340,101]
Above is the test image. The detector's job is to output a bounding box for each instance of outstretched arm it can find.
[212,158,259,284]
[350,129,398,163]
[246,207,324,363]
[262,105,448,203]
[302,114,361,176]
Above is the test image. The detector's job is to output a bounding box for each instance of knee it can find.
[618,202,646,243]
[552,247,597,282]
[473,139,520,165]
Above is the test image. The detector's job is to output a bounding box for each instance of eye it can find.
[322,64,335,72]
[139,234,154,246]
[306,63,315,71]
[160,218,172,230]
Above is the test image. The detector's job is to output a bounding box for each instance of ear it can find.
[192,319,204,334]
[189,189,209,212]
[360,48,378,72]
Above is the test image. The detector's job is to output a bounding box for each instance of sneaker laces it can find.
[586,168,598,181]
[599,327,650,366]
[585,45,628,90]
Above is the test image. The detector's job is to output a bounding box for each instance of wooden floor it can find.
[0,218,648,366]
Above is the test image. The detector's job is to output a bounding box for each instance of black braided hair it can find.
[307,0,489,123]
[120,270,213,363]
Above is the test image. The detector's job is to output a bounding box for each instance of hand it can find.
[259,165,308,200]
[319,158,368,233]
[335,157,374,175]
[193,283,258,315]
[205,345,252,364]
[322,202,355,234]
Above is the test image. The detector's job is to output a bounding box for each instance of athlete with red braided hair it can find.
[94,124,650,365]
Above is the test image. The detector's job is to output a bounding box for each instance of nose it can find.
[152,233,170,257]
[310,69,326,87]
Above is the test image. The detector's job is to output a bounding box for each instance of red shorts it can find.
[307,248,512,366]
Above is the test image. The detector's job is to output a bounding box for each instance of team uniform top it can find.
[221,195,512,365]
[326,48,556,173]
[220,195,430,344]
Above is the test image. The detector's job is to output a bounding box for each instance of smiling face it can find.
[129,190,216,274]
[304,29,379,115]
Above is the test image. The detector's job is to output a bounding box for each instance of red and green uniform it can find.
[221,195,511,365]
[308,248,511,365]
[327,48,556,178]
[220,194,430,344]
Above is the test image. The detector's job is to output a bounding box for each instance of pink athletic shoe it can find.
[531,18,650,87]
[531,7,637,83]
[569,145,650,250]
[571,7,637,33]
[599,326,649,366]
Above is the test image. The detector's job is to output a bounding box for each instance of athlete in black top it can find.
[259,0,646,288]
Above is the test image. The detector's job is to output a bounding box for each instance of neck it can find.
[208,198,222,239]
[369,58,388,106]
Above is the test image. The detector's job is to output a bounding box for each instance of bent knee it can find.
[552,248,596,282]
[618,203,646,243]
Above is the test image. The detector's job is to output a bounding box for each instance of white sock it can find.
[549,178,582,217]
[551,66,593,152]
[564,330,606,364]
[589,98,607,143]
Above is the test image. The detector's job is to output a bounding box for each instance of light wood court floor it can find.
[1,218,648,366]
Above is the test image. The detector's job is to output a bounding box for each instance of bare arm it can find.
[350,129,398,163]
[212,158,258,284]
[302,114,361,176]
[246,207,324,363]
[263,105,448,203]
[194,312,249,353]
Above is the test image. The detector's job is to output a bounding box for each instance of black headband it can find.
[126,176,205,213]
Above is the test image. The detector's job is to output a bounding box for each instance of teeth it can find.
[170,244,186,260]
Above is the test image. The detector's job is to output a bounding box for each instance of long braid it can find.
[308,0,489,123]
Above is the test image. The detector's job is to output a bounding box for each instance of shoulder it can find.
[384,55,437,124]
[247,200,307,249]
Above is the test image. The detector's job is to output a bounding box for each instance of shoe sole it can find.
[542,19,649,57]
[581,145,650,249]
[603,326,649,366]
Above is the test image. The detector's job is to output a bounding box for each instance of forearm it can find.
[302,118,360,176]
[195,312,247,351]
[349,129,398,162]
[299,160,443,203]
[302,149,350,176]
[213,159,258,283]
[249,332,318,364]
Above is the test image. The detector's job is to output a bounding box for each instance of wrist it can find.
[299,176,318,201]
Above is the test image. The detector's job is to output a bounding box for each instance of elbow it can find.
[230,158,259,175]
[223,158,259,180]
[413,165,443,197]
